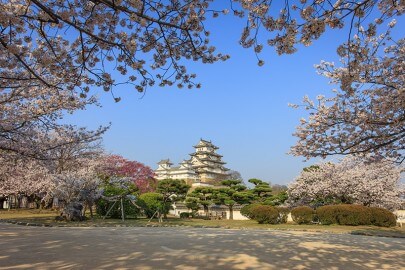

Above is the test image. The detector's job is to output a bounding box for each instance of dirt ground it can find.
[1,223,404,269]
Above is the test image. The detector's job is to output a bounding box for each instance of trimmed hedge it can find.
[250,205,280,224]
[291,206,315,224]
[276,207,290,224]
[242,204,289,224]
[179,212,191,219]
[338,205,371,226]
[317,205,369,225]
[316,205,339,225]
[369,207,397,227]
[316,204,396,227]
[240,203,262,219]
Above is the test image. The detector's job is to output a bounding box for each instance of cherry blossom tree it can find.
[0,156,54,205]
[0,84,107,161]
[288,156,404,210]
[0,43,106,160]
[1,1,403,164]
[44,127,105,173]
[291,25,405,163]
[51,168,102,218]
[0,129,105,209]
[51,172,94,205]
[0,156,104,211]
[98,154,156,193]
[1,1,402,94]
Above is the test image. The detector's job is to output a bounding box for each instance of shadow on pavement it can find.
[0,224,404,269]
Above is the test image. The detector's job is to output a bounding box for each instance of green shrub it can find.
[275,207,290,224]
[316,205,339,225]
[179,212,191,219]
[291,206,315,224]
[242,204,289,224]
[240,203,262,219]
[369,207,396,227]
[336,205,371,226]
[249,205,280,224]
[96,179,140,219]
[137,192,167,218]
[96,198,140,218]
[316,204,386,226]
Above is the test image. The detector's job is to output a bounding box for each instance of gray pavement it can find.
[0,223,404,269]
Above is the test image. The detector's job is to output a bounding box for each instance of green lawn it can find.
[1,209,404,238]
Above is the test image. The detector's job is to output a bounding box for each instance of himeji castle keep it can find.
[155,139,230,185]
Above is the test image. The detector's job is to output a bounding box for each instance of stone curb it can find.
[0,219,227,229]
[1,219,404,238]
[0,219,52,227]
[350,230,405,238]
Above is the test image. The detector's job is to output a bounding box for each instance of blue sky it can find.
[63,9,404,185]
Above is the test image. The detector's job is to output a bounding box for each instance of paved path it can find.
[0,223,404,269]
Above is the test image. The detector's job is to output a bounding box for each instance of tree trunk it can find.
[120,198,125,221]
[8,195,11,211]
[229,206,233,220]
[89,203,94,218]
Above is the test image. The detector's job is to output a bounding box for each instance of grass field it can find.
[1,209,404,238]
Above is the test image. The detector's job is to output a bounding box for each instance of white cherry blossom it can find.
[288,156,404,210]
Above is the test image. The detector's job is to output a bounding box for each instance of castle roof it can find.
[192,161,229,170]
[198,158,226,164]
[193,139,219,149]
[195,169,229,176]
[189,151,223,157]
[158,159,173,165]
[180,159,193,165]
[190,155,227,167]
